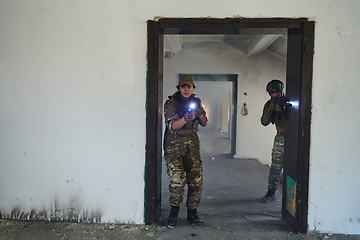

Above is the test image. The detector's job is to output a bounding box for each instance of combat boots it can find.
[167,205,180,228]
[187,208,204,227]
[261,189,276,203]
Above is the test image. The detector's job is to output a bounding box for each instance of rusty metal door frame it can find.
[282,22,314,233]
[146,18,314,233]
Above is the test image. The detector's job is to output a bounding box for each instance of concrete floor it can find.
[0,128,358,239]
[160,127,284,230]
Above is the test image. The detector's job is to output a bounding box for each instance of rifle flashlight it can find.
[288,100,299,109]
[189,102,196,112]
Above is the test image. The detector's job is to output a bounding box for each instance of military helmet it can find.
[266,79,284,95]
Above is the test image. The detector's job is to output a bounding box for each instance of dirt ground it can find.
[1,218,359,240]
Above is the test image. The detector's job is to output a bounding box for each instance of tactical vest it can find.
[166,92,201,136]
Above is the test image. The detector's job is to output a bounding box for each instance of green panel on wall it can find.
[286,176,297,217]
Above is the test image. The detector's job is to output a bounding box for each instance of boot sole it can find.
[187,220,204,227]
[261,197,276,203]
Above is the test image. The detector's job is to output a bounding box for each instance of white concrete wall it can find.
[307,2,360,234]
[0,1,146,224]
[163,42,285,164]
[1,0,360,235]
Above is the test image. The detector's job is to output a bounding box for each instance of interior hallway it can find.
[161,126,283,230]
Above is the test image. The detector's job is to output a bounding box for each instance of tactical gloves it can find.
[275,104,283,112]
[184,111,195,122]
[268,102,277,112]
[194,108,202,119]
[269,97,284,112]
[184,107,203,122]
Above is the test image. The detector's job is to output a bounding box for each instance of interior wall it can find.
[0,0,360,235]
[163,41,286,164]
[307,3,360,234]
[0,1,145,224]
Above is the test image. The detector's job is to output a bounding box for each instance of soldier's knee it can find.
[269,165,282,175]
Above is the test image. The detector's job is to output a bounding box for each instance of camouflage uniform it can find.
[163,92,207,209]
[268,133,284,191]
[261,96,286,193]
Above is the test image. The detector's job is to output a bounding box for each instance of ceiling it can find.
[164,30,288,59]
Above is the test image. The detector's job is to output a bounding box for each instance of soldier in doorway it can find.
[260,79,290,203]
[163,75,208,228]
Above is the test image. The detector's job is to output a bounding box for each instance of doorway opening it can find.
[146,18,314,233]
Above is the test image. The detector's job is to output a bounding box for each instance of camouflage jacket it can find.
[261,97,285,134]
[164,92,207,138]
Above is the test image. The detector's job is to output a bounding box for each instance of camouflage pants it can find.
[267,133,284,192]
[164,134,203,209]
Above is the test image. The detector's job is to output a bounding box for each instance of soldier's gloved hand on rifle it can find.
[268,96,278,112]
[194,108,202,119]
[184,111,195,122]
[268,102,276,112]
[269,96,285,112]
[275,104,283,112]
